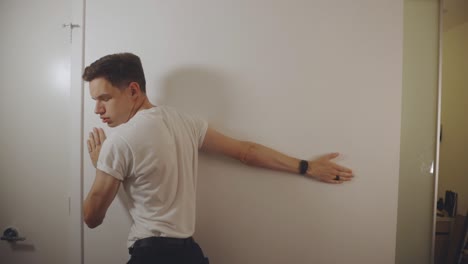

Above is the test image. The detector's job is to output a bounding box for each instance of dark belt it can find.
[130,236,194,251]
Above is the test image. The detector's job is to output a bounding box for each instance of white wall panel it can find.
[0,0,72,263]
[84,1,403,263]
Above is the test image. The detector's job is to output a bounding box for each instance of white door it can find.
[0,0,74,263]
[83,1,403,263]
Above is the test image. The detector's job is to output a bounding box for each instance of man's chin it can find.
[107,122,122,128]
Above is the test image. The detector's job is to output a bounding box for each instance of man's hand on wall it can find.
[87,127,107,168]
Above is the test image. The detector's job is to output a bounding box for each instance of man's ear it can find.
[128,82,140,98]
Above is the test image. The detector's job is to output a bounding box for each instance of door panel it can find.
[0,0,72,263]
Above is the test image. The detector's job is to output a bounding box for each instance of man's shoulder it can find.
[158,105,183,117]
[104,130,130,146]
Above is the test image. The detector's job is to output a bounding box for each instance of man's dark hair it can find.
[82,52,146,93]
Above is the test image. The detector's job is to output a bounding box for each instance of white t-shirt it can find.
[97,106,208,248]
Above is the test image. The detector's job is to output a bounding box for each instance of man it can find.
[83,53,353,264]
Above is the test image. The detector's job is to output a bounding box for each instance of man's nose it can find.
[94,102,104,114]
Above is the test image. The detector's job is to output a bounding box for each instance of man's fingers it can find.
[89,132,95,147]
[333,163,352,173]
[98,128,106,143]
[87,139,92,153]
[324,152,339,160]
[338,173,353,180]
[88,128,106,154]
[327,169,353,182]
[92,128,101,145]
[323,178,342,184]
[337,174,352,181]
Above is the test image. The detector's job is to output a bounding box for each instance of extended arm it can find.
[200,127,353,183]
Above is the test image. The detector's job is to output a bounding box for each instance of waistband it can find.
[131,236,194,249]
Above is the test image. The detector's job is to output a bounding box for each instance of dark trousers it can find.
[127,237,209,264]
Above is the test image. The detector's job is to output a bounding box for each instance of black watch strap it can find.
[299,160,308,175]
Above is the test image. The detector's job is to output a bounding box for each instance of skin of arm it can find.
[200,126,353,184]
[84,127,121,228]
[83,170,121,228]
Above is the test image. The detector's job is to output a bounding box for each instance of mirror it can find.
[433,0,468,263]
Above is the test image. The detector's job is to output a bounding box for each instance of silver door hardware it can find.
[62,23,80,43]
[62,23,80,29]
[1,227,26,242]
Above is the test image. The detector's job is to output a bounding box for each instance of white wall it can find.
[396,1,440,263]
[83,1,403,263]
[0,0,72,263]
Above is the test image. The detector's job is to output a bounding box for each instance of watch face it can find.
[300,160,308,174]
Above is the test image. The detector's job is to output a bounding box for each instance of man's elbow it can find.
[84,210,103,229]
[239,141,259,165]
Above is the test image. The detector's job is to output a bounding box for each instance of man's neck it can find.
[127,97,155,122]
[138,97,155,111]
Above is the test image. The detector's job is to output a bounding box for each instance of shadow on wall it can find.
[157,66,251,258]
[157,66,232,129]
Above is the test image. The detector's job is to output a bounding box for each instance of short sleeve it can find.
[97,134,133,181]
[178,111,208,149]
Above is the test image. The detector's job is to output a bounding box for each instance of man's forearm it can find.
[238,141,354,183]
[238,141,301,174]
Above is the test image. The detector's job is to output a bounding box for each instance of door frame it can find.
[69,0,85,263]
[431,0,444,263]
